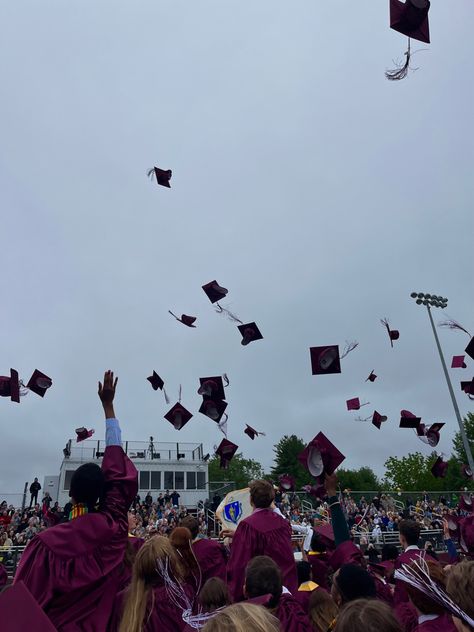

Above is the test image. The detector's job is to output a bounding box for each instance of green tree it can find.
[383,451,448,492]
[270,435,308,490]
[208,452,264,490]
[337,466,380,492]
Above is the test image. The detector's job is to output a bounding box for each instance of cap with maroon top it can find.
[381,318,400,347]
[244,424,266,440]
[75,427,95,442]
[202,280,228,304]
[147,166,172,187]
[431,456,448,478]
[399,410,421,428]
[238,322,263,346]
[0,369,20,403]
[298,432,345,481]
[389,0,431,44]
[26,370,52,397]
[215,438,238,469]
[198,376,226,400]
[199,399,228,422]
[164,402,193,430]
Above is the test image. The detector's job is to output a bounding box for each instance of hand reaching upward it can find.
[98,370,118,419]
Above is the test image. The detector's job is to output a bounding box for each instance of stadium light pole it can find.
[410,292,474,473]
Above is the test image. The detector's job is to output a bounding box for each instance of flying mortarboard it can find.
[302,483,327,500]
[26,370,52,397]
[465,337,474,361]
[452,356,467,369]
[431,455,448,479]
[164,402,193,430]
[238,322,263,346]
[147,166,172,188]
[147,371,164,391]
[0,369,20,403]
[215,438,238,469]
[0,581,58,632]
[199,399,228,422]
[202,280,228,304]
[417,422,445,447]
[461,378,474,399]
[346,397,369,412]
[75,427,95,442]
[366,370,377,382]
[198,376,226,400]
[389,0,430,43]
[169,311,197,328]
[399,410,421,428]
[372,411,388,429]
[298,432,345,479]
[381,319,400,347]
[244,424,266,440]
[461,464,473,480]
[310,341,358,376]
[279,473,295,491]
[459,492,473,513]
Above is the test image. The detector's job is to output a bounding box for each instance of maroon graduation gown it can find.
[192,538,227,584]
[274,593,311,632]
[295,582,322,613]
[14,446,138,631]
[394,548,431,606]
[0,562,7,588]
[416,614,458,632]
[227,508,298,602]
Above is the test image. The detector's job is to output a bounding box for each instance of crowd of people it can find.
[1,371,473,632]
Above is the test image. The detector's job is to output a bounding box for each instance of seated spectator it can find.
[244,555,310,631]
[308,587,338,632]
[331,564,376,607]
[202,603,280,632]
[334,598,402,632]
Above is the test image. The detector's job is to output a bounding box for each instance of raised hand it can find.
[98,370,118,418]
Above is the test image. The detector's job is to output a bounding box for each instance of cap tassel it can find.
[178,384,182,403]
[356,415,371,422]
[146,168,156,180]
[439,319,471,337]
[340,340,359,359]
[215,303,244,324]
[385,38,412,81]
[163,388,170,405]
[223,373,230,387]
[218,415,228,437]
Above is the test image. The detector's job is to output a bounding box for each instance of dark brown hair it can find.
[199,577,231,612]
[334,599,402,632]
[245,555,282,608]
[249,480,275,509]
[399,520,420,546]
[180,515,199,539]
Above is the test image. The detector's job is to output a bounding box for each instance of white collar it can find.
[418,614,439,624]
[405,545,420,552]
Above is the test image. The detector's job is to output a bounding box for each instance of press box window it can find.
[175,471,185,490]
[197,471,206,489]
[151,471,161,490]
[164,472,174,489]
[186,472,196,490]
[139,471,150,490]
[63,470,75,491]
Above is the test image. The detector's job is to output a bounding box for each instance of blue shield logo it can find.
[224,500,243,525]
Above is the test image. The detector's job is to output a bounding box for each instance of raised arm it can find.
[325,473,351,546]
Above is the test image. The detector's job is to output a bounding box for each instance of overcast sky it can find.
[0,1,473,498]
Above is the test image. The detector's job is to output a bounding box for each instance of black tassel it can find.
[439,319,471,337]
[215,304,244,325]
[340,341,359,359]
[147,168,155,180]
[386,38,411,81]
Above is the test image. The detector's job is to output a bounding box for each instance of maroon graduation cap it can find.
[244,424,266,440]
[199,399,228,422]
[366,370,377,382]
[466,337,474,361]
[279,473,295,491]
[164,402,193,430]
[238,322,263,346]
[215,438,238,469]
[459,492,473,513]
[169,311,197,328]
[0,368,20,403]
[418,422,445,447]
[461,378,474,399]
[147,166,172,188]
[399,410,421,428]
[431,455,448,479]
[75,427,95,442]
[0,581,58,632]
[197,376,226,400]
[298,432,345,480]
[389,0,430,43]
[461,464,473,480]
[372,411,388,429]
[346,397,369,412]
[26,370,52,397]
[381,319,400,347]
[147,371,165,391]
[313,523,335,549]
[310,342,358,376]
[302,483,327,500]
[452,355,467,369]
[202,280,228,304]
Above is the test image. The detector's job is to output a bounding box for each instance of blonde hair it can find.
[334,599,402,632]
[446,561,474,623]
[119,536,183,632]
[308,588,339,632]
[202,603,280,632]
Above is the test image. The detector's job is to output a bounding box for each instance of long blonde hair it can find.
[119,536,183,632]
[202,603,280,632]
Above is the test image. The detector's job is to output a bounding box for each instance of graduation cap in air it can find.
[310,341,358,376]
[461,378,474,399]
[381,319,400,347]
[302,483,327,500]
[279,473,295,491]
[346,397,369,411]
[0,369,20,403]
[26,370,52,397]
[452,356,467,369]
[147,166,172,188]
[198,376,227,400]
[466,337,474,361]
[169,311,196,328]
[199,399,228,422]
[215,438,238,469]
[461,464,473,480]
[202,280,228,304]
[147,371,164,391]
[459,492,473,513]
[366,370,377,382]
[416,422,444,447]
[164,402,193,430]
[298,432,345,480]
[446,514,459,538]
[431,455,448,479]
[386,0,430,81]
[0,581,58,632]
[399,410,421,428]
[238,322,263,346]
[313,523,335,549]
[75,427,95,442]
[372,411,388,429]
[244,424,266,440]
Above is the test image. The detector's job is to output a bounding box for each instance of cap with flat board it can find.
[26,370,52,397]
[244,424,266,440]
[164,403,193,430]
[199,399,228,422]
[202,280,228,304]
[198,376,226,400]
[452,356,467,369]
[147,166,172,187]
[215,438,238,469]
[238,322,263,346]
[0,369,20,403]
[298,432,345,479]
[75,427,95,442]
[399,410,422,428]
